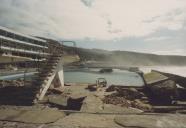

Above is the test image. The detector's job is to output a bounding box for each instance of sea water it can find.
[64,68,144,86]
[0,68,144,86]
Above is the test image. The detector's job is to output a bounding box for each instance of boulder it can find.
[148,80,179,104]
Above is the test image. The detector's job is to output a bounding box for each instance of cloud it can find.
[153,49,186,55]
[143,8,186,31]
[108,29,122,34]
[81,0,95,7]
[144,36,171,41]
[0,0,185,40]
[0,0,186,55]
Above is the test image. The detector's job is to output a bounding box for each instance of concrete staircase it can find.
[32,49,64,103]
[0,43,80,105]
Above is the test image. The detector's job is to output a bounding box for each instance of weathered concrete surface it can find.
[0,121,44,128]
[63,84,91,98]
[81,94,143,114]
[114,114,186,128]
[50,113,123,128]
[144,71,168,85]
[48,95,68,107]
[1,83,186,128]
[80,95,104,113]
[102,104,143,114]
[0,108,65,124]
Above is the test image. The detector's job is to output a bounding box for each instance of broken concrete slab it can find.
[114,114,186,128]
[63,84,91,98]
[0,108,65,124]
[51,113,123,128]
[147,80,179,104]
[153,70,186,88]
[131,99,152,111]
[80,95,104,113]
[153,106,186,113]
[144,71,169,85]
[101,104,143,114]
[48,95,68,107]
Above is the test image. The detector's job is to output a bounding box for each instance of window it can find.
[0,29,6,36]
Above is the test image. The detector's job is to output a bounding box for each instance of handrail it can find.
[60,40,77,55]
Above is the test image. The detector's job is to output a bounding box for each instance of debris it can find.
[48,95,68,108]
[103,87,151,111]
[147,80,179,104]
[0,80,25,88]
[96,78,107,88]
[48,87,64,94]
[99,68,113,73]
[131,99,152,111]
[87,84,97,91]
[103,94,131,107]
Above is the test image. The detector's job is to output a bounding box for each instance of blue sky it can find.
[0,0,186,55]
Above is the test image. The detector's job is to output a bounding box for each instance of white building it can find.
[0,26,50,63]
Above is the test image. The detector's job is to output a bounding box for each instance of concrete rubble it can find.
[0,70,186,127]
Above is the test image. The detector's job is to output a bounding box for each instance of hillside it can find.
[39,38,186,66]
[73,47,186,66]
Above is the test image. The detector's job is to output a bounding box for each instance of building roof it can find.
[1,46,50,55]
[0,26,47,43]
[0,35,48,49]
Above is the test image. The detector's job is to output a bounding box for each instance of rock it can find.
[87,84,97,91]
[131,99,152,111]
[99,68,113,73]
[103,94,131,107]
[148,80,179,104]
[106,85,119,92]
[103,87,151,110]
[117,88,142,100]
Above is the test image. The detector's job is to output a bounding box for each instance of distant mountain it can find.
[38,37,186,66]
[73,47,186,66]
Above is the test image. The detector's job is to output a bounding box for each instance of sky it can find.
[0,0,186,55]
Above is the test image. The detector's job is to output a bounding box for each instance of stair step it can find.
[45,65,57,69]
[52,54,62,57]
[40,69,55,74]
[39,73,53,77]
[46,62,58,65]
[48,60,60,63]
[142,100,150,104]
[32,81,41,85]
[49,57,60,61]
[51,56,61,58]
[34,77,48,83]
[39,76,49,80]
[141,96,149,100]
